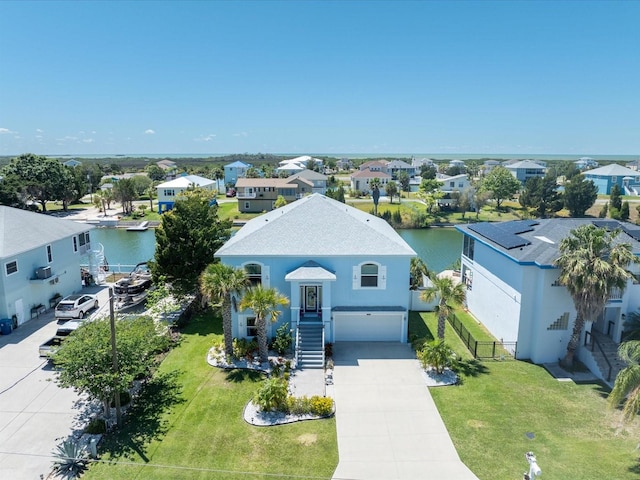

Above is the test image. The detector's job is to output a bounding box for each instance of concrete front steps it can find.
[297,322,324,369]
[589,330,627,384]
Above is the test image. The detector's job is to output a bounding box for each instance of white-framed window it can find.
[79,233,86,247]
[73,236,78,252]
[46,245,53,263]
[5,260,17,276]
[244,201,250,210]
[242,262,270,288]
[352,262,386,289]
[164,189,175,196]
[247,317,257,337]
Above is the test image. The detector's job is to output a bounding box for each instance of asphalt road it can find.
[0,286,111,479]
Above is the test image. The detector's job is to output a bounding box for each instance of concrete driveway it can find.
[0,286,110,479]
[330,342,478,480]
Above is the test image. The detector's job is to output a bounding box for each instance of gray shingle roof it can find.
[0,206,92,259]
[457,218,640,267]
[216,194,416,257]
[582,164,638,177]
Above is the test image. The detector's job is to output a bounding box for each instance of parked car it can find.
[54,294,99,319]
[39,321,82,357]
[226,188,236,197]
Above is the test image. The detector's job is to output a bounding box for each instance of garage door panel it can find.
[334,313,402,342]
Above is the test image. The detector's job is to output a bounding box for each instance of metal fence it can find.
[448,313,517,359]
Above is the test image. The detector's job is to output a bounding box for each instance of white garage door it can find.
[334,313,403,342]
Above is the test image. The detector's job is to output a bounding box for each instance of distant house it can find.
[350,169,392,195]
[504,160,546,183]
[62,159,82,168]
[437,174,471,207]
[386,160,416,179]
[224,161,252,187]
[156,174,217,213]
[457,218,640,383]
[575,157,598,170]
[287,169,328,195]
[336,158,354,171]
[276,156,323,176]
[582,164,640,195]
[235,177,314,213]
[358,160,388,173]
[0,206,93,326]
[482,159,500,174]
[215,194,416,369]
[411,157,435,169]
[627,159,640,172]
[448,159,466,170]
[156,159,177,170]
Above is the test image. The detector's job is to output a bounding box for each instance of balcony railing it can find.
[236,191,257,199]
[608,288,623,301]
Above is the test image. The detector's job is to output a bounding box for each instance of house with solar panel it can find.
[456,218,640,383]
[0,206,94,327]
[215,194,416,368]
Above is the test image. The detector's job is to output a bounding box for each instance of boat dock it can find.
[127,221,149,231]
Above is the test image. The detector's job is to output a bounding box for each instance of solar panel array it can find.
[468,221,537,250]
[592,220,640,242]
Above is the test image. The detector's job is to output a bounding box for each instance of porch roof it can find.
[285,261,336,281]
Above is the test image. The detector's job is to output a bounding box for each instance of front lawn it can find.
[410,312,640,480]
[84,311,338,479]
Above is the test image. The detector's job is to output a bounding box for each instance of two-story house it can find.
[504,160,546,183]
[156,174,217,213]
[235,177,314,213]
[582,164,640,195]
[286,169,328,195]
[350,169,392,195]
[216,194,416,366]
[224,161,252,187]
[0,206,94,326]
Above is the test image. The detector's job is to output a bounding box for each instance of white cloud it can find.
[144,129,156,135]
[82,138,95,144]
[195,134,216,142]
[35,128,44,133]
[233,132,248,137]
[0,128,16,134]
[56,136,79,142]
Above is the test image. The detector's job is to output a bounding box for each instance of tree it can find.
[610,183,623,211]
[385,181,398,204]
[554,224,637,367]
[53,316,169,418]
[479,166,521,209]
[410,257,430,289]
[336,184,346,203]
[519,175,563,218]
[457,187,474,219]
[274,195,288,208]
[621,201,630,221]
[146,164,166,182]
[417,178,442,214]
[420,164,437,180]
[370,178,381,215]
[146,185,156,211]
[200,263,249,356]
[473,189,492,219]
[563,174,598,217]
[397,171,410,192]
[1,153,72,211]
[151,189,232,294]
[609,341,640,422]
[420,275,466,340]
[113,178,138,215]
[238,285,289,362]
[417,339,458,374]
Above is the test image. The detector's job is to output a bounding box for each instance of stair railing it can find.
[584,330,612,382]
[295,327,300,369]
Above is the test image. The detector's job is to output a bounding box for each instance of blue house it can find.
[0,207,93,326]
[215,194,416,367]
[224,161,252,187]
[504,160,546,183]
[156,174,217,213]
[582,164,640,195]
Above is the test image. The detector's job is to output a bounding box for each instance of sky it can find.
[1,0,639,157]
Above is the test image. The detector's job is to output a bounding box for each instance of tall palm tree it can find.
[239,285,289,362]
[609,341,640,421]
[199,263,249,356]
[554,224,637,368]
[370,177,381,215]
[420,275,466,340]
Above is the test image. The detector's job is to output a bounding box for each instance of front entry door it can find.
[305,286,317,312]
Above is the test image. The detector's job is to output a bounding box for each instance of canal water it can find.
[89,226,463,274]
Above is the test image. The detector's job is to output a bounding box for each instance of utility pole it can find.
[109,287,122,427]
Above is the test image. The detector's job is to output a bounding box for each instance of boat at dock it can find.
[127,221,149,231]
[113,262,153,311]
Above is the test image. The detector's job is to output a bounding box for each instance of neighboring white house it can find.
[156,174,217,213]
[437,174,471,207]
[575,157,598,170]
[224,161,252,187]
[412,157,435,169]
[350,169,392,195]
[456,218,640,382]
[216,194,416,367]
[0,206,94,327]
[358,160,388,173]
[448,159,466,170]
[276,156,323,176]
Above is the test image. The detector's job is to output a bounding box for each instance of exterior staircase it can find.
[588,330,627,384]
[297,321,325,369]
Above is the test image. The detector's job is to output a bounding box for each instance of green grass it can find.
[216,202,259,222]
[409,312,640,480]
[84,312,338,480]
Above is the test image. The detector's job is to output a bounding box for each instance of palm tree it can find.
[420,275,466,340]
[554,224,637,368]
[199,263,249,356]
[609,341,640,421]
[239,285,289,362]
[370,177,381,215]
[410,257,431,290]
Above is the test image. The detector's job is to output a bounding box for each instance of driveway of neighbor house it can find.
[329,342,478,480]
[0,286,110,480]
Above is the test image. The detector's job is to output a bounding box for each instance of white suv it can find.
[55,294,99,319]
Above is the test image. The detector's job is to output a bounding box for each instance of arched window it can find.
[360,263,378,287]
[245,263,262,286]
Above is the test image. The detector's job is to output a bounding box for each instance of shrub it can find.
[310,396,334,416]
[254,377,288,412]
[84,418,107,434]
[417,339,458,374]
[286,396,312,415]
[272,322,292,355]
[51,440,88,478]
[324,342,333,357]
[233,337,258,359]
